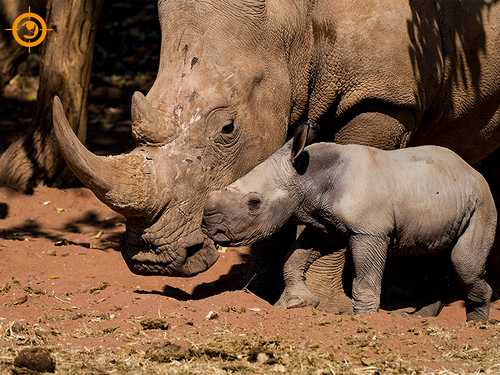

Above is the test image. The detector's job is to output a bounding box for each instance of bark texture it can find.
[0,1,45,88]
[0,0,103,191]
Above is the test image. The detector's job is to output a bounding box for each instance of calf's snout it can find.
[203,190,227,216]
[202,188,237,244]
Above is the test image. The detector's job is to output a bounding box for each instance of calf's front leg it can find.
[350,234,389,314]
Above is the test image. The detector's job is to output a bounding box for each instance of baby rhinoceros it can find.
[203,122,497,322]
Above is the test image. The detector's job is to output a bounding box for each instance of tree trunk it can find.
[0,0,103,191]
[0,0,45,88]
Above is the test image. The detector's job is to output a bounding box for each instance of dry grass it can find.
[2,323,500,375]
[2,289,500,374]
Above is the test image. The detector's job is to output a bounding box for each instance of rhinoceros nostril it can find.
[185,242,204,259]
[214,228,226,237]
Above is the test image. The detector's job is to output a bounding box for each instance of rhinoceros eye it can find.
[247,198,261,211]
[221,122,234,134]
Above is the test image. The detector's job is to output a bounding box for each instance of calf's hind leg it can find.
[451,212,495,322]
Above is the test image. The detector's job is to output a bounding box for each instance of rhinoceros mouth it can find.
[123,257,177,276]
[202,212,234,244]
[120,232,219,277]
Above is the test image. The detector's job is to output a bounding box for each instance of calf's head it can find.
[203,122,317,246]
[53,1,314,277]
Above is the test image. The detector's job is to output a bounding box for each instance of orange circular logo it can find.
[6,7,52,53]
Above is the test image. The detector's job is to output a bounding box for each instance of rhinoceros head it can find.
[53,0,312,276]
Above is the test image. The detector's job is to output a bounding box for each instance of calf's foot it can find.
[390,300,445,318]
[411,300,446,318]
[466,299,491,322]
[466,283,492,322]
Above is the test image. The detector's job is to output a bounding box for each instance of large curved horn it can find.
[131,91,179,146]
[53,96,156,217]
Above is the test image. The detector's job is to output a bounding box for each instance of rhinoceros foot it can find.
[466,295,492,323]
[390,299,445,319]
[275,284,320,309]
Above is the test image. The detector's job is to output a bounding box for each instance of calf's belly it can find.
[389,204,469,257]
[390,229,459,257]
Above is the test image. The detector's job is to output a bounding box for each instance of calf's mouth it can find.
[202,212,234,246]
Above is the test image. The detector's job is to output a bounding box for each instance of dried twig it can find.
[242,274,257,293]
[52,291,70,304]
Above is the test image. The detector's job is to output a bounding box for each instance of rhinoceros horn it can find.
[131,91,178,146]
[53,96,156,217]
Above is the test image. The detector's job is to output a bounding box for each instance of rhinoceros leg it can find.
[452,209,495,322]
[304,230,353,315]
[236,222,297,303]
[350,235,394,314]
[244,223,353,314]
[275,226,322,309]
[478,149,500,301]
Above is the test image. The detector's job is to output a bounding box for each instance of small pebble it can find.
[205,310,218,320]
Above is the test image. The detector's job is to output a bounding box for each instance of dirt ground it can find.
[0,187,499,375]
[1,2,500,374]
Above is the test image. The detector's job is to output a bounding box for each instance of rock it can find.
[146,342,193,362]
[140,318,170,330]
[247,346,277,364]
[14,347,56,373]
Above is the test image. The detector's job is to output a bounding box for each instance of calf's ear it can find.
[291,121,319,164]
[291,124,308,163]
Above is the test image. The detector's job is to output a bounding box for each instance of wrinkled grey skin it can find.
[53,1,500,308]
[203,124,497,322]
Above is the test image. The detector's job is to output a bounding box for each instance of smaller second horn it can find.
[131,91,178,146]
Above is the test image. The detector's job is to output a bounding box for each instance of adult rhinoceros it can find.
[53,0,500,312]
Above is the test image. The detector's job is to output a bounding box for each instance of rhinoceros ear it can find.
[291,121,319,165]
